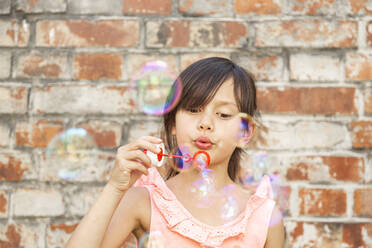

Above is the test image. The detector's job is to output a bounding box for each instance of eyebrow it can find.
[214,100,238,107]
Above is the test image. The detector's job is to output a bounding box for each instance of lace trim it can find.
[135,168,273,247]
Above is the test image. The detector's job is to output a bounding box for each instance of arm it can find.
[264,206,285,248]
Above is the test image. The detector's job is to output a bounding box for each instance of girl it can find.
[66,57,285,248]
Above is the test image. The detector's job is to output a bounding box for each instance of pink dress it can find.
[134,168,276,248]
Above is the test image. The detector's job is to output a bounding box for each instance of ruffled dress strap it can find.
[134,168,275,247]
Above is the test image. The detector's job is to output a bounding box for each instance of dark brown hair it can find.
[161,57,258,181]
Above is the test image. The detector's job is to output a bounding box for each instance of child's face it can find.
[172,78,244,167]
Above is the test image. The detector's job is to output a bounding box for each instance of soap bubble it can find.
[190,169,217,208]
[138,231,165,248]
[269,173,290,222]
[45,128,97,181]
[239,151,269,190]
[236,112,256,147]
[130,60,182,115]
[220,184,240,221]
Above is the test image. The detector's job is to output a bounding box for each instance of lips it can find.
[194,136,213,149]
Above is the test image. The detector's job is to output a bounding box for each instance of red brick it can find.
[350,121,372,148]
[235,55,284,81]
[0,20,30,47]
[147,20,248,48]
[0,223,44,247]
[354,188,372,217]
[73,53,123,80]
[288,0,337,15]
[346,52,372,81]
[343,223,372,248]
[16,0,66,13]
[47,222,78,247]
[32,85,135,114]
[365,89,372,115]
[255,20,357,48]
[235,0,282,14]
[15,119,65,148]
[257,87,357,115]
[77,120,122,148]
[15,51,69,79]
[286,156,365,182]
[287,222,372,248]
[0,191,8,217]
[0,152,34,181]
[179,0,229,16]
[36,20,139,47]
[123,0,171,14]
[0,85,28,114]
[299,188,347,216]
[345,0,372,15]
[180,53,229,71]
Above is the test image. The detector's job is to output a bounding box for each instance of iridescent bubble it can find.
[239,151,269,189]
[190,169,217,208]
[236,112,256,147]
[130,60,182,115]
[45,128,97,181]
[269,173,290,223]
[220,184,240,221]
[171,146,193,172]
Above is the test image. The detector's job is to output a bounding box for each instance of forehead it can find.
[211,78,237,105]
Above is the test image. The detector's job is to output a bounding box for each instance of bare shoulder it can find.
[264,206,285,248]
[124,186,151,230]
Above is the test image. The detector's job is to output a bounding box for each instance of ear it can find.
[171,126,176,136]
[236,124,255,148]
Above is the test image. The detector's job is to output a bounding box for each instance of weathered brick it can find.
[343,223,372,248]
[77,120,122,148]
[290,53,341,81]
[47,221,78,248]
[285,156,365,182]
[15,51,69,79]
[16,0,66,13]
[0,85,28,114]
[128,120,162,142]
[0,190,8,218]
[67,186,103,216]
[73,53,123,80]
[127,54,178,80]
[0,223,45,248]
[365,88,372,115]
[147,20,248,48]
[0,151,35,181]
[179,0,230,16]
[286,222,343,248]
[0,121,10,147]
[345,0,372,15]
[36,20,139,47]
[0,20,30,47]
[15,119,65,148]
[257,87,357,115]
[346,52,372,80]
[0,0,11,14]
[235,0,282,15]
[354,188,372,217]
[287,0,338,15]
[255,20,357,48]
[123,0,171,15]
[32,84,135,114]
[234,54,284,81]
[0,51,11,78]
[37,150,114,182]
[180,53,229,71]
[12,188,64,217]
[249,121,347,150]
[350,121,372,148]
[68,0,122,14]
[299,188,347,216]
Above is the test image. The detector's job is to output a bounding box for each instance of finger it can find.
[127,139,162,155]
[141,136,163,144]
[125,161,149,175]
[123,150,152,168]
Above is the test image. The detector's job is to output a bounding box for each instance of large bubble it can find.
[130,60,182,116]
[45,128,97,181]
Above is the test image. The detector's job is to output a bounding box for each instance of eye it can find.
[217,112,232,119]
[187,108,201,113]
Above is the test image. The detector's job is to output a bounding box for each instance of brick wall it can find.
[0,0,371,247]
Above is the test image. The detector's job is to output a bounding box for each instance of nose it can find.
[197,114,213,131]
